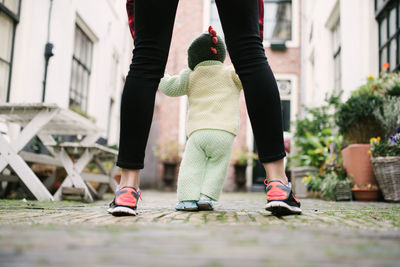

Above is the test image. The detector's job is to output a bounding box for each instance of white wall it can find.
[340,0,379,99]
[9,0,132,143]
[301,0,379,108]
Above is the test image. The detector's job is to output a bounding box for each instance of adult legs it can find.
[117,0,179,188]
[215,0,287,183]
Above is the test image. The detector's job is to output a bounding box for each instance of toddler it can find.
[158,26,242,211]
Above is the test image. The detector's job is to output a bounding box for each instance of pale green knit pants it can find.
[178,129,235,202]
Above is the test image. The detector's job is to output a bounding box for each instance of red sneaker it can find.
[265,180,302,216]
[107,186,141,216]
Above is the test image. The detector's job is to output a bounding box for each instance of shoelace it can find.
[109,187,142,205]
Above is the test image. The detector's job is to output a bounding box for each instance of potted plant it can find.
[289,93,342,197]
[369,131,400,202]
[303,173,351,201]
[336,92,385,200]
[153,139,183,189]
[302,136,352,201]
[231,147,258,191]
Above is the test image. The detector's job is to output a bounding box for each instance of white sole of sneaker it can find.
[265,201,302,215]
[107,206,137,216]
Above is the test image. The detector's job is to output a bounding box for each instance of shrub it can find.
[290,92,342,168]
[336,93,385,144]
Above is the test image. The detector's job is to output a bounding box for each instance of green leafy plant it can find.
[319,172,351,201]
[303,169,351,201]
[336,93,385,144]
[291,130,330,168]
[301,132,350,200]
[153,139,183,163]
[373,96,400,139]
[294,92,341,138]
[353,73,400,97]
[290,92,342,169]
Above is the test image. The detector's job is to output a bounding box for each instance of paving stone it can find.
[0,191,399,266]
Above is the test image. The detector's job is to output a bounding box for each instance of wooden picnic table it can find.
[0,103,118,201]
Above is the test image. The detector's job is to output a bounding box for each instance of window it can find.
[376,0,400,71]
[0,0,20,103]
[69,25,93,112]
[264,0,292,41]
[376,0,391,12]
[210,0,293,42]
[332,20,341,92]
[210,0,224,39]
[107,98,114,140]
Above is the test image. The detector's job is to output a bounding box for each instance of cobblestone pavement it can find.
[0,191,400,266]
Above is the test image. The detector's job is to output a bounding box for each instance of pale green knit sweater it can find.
[159,61,243,137]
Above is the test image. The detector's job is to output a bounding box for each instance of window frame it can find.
[206,0,299,48]
[274,73,298,133]
[263,0,292,42]
[376,0,400,71]
[0,0,21,103]
[69,24,94,113]
[332,20,341,92]
[263,0,299,48]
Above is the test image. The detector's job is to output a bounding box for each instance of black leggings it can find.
[117,0,285,169]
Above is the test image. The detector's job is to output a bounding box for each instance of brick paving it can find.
[0,191,400,266]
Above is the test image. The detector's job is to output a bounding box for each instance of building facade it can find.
[301,0,384,108]
[0,0,132,145]
[1,0,302,190]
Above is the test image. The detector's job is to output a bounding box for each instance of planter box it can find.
[291,166,317,198]
[335,181,352,201]
[371,156,400,202]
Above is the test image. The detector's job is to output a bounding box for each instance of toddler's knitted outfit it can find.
[159,60,242,201]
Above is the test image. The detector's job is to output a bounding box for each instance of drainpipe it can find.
[42,0,54,102]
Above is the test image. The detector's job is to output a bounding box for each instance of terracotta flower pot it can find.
[341,144,377,186]
[351,188,380,201]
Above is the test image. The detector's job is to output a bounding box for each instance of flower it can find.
[367,75,374,80]
[369,134,400,157]
[314,148,323,154]
[301,174,312,184]
[369,136,381,144]
[284,139,291,153]
[382,62,390,70]
[390,132,400,145]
